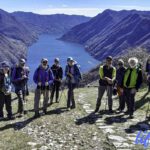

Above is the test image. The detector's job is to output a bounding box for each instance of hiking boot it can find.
[50,101,53,105]
[34,112,40,118]
[43,109,47,114]
[71,105,76,109]
[18,113,23,118]
[94,108,99,113]
[56,100,59,103]
[108,109,114,114]
[128,114,134,119]
[24,110,28,115]
[8,116,15,120]
[124,110,130,115]
[0,117,4,121]
[116,107,121,111]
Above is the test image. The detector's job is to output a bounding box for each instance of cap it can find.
[54,58,60,62]
[1,61,10,68]
[19,58,26,64]
[118,59,124,65]
[41,58,48,63]
[67,57,74,62]
[106,56,113,61]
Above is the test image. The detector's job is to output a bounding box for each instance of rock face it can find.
[0,9,37,63]
[0,9,90,64]
[60,9,150,60]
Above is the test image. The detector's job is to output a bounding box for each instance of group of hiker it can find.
[94,56,143,119]
[0,55,150,120]
[0,57,81,119]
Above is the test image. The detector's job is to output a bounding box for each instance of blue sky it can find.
[0,0,150,16]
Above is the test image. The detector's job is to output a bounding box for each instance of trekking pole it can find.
[58,79,67,103]
[146,98,150,119]
[58,86,64,103]
[39,86,42,111]
[105,86,108,111]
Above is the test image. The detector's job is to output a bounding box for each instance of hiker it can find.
[12,58,29,117]
[50,58,63,104]
[123,57,143,119]
[33,58,53,118]
[94,56,116,113]
[114,59,126,113]
[146,55,150,92]
[65,57,81,110]
[0,62,14,120]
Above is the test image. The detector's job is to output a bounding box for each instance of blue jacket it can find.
[65,64,81,84]
[33,65,54,86]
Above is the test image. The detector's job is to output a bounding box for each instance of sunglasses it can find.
[42,61,48,64]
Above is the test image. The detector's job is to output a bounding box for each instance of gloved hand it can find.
[38,82,42,86]
[22,75,28,79]
[45,82,49,86]
[5,90,11,95]
[131,88,137,94]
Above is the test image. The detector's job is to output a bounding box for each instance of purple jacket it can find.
[33,65,54,86]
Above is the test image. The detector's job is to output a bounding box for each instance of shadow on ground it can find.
[0,107,68,131]
[125,119,150,134]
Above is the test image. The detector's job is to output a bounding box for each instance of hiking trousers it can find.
[50,81,61,102]
[15,88,26,114]
[96,85,113,111]
[67,83,76,108]
[123,88,136,115]
[0,92,12,118]
[117,86,125,111]
[34,88,49,114]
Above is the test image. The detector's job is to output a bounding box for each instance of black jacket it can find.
[116,66,126,87]
[51,64,63,81]
[0,70,11,93]
[146,61,150,73]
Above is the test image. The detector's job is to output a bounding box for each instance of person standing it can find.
[123,57,143,119]
[50,58,63,104]
[146,55,150,92]
[33,58,53,118]
[65,57,81,110]
[94,56,116,113]
[0,62,14,120]
[115,59,126,112]
[12,59,29,117]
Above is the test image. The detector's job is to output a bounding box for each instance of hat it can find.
[118,59,124,65]
[128,57,138,68]
[54,58,60,62]
[1,61,10,68]
[67,57,74,62]
[41,58,48,63]
[74,60,78,64]
[19,58,26,64]
[106,56,113,61]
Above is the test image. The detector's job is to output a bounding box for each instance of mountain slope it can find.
[0,9,90,64]
[60,10,150,60]
[12,12,90,34]
[0,9,37,63]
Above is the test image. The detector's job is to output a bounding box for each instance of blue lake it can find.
[27,34,99,84]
